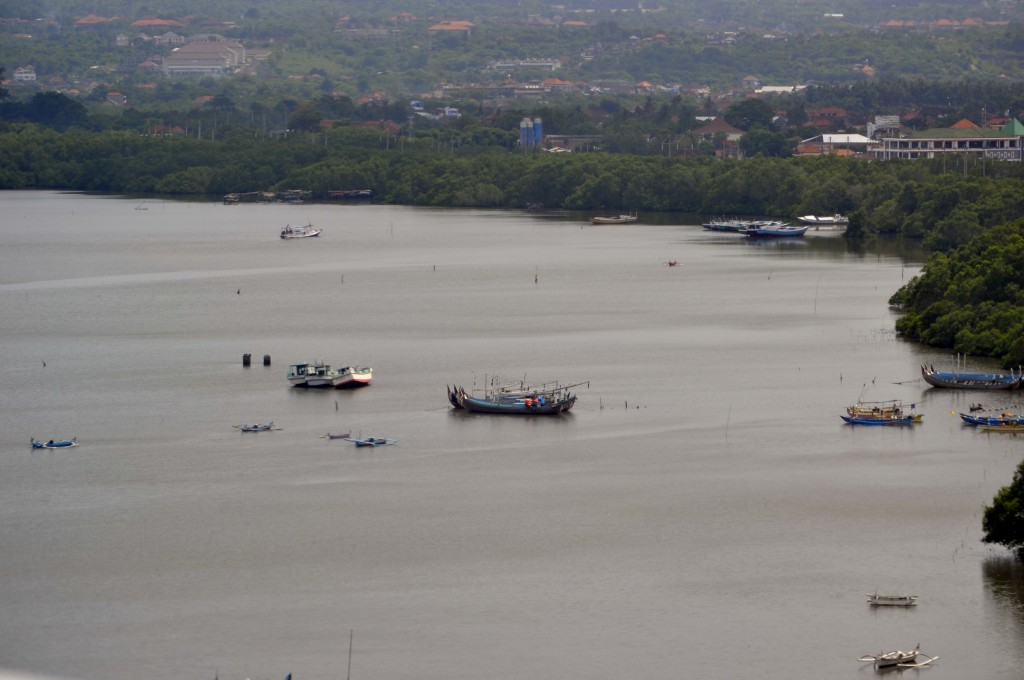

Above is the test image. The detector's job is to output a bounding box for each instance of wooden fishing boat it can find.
[841,414,920,426]
[31,437,78,449]
[448,379,585,415]
[344,436,398,447]
[858,644,937,670]
[958,411,1024,426]
[280,223,322,239]
[449,387,577,415]
[322,432,352,440]
[921,364,1023,390]
[867,593,917,607]
[847,400,920,421]
[978,422,1024,433]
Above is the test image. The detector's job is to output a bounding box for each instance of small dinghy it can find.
[31,437,78,449]
[344,436,398,447]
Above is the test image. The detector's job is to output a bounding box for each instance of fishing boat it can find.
[288,362,342,387]
[702,219,752,232]
[867,593,918,607]
[797,214,849,226]
[958,411,1024,426]
[841,414,920,426]
[280,223,322,239]
[448,380,582,415]
[288,363,372,388]
[591,213,638,224]
[31,437,78,449]
[978,422,1024,433]
[234,421,277,432]
[344,436,398,447]
[322,432,352,440]
[845,400,923,424]
[858,644,937,670]
[921,364,1023,390]
[742,224,808,238]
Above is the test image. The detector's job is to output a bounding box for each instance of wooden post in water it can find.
[263,354,271,367]
[242,353,251,367]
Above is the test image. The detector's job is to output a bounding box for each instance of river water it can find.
[1,191,1023,680]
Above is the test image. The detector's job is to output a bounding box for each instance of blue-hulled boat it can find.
[841,414,920,426]
[922,364,1023,390]
[31,437,78,449]
[344,436,398,447]
[959,411,1024,426]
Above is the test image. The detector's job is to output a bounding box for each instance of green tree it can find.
[983,458,1024,558]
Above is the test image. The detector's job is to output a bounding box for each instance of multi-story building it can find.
[873,119,1024,161]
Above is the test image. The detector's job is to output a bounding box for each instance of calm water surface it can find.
[2,191,1023,680]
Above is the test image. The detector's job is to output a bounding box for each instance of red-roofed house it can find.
[132,18,186,28]
[950,118,980,129]
[429,20,473,32]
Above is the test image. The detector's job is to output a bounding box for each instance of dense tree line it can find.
[889,220,1024,367]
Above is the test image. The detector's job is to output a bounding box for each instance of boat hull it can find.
[31,438,77,449]
[451,387,576,415]
[743,226,808,237]
[333,367,373,388]
[867,594,917,607]
[921,364,1023,389]
[959,412,1024,426]
[841,415,918,425]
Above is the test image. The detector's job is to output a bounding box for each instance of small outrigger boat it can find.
[867,592,917,607]
[234,421,278,432]
[921,364,1023,390]
[31,437,78,449]
[858,644,937,670]
[344,436,398,447]
[280,223,322,239]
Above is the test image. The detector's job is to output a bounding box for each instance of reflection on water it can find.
[983,556,1024,625]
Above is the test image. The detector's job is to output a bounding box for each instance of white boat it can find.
[280,223,322,239]
[797,214,849,226]
[859,644,937,670]
[591,213,638,224]
[334,365,373,388]
[867,593,917,606]
[287,362,372,388]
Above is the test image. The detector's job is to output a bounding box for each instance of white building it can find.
[13,65,36,81]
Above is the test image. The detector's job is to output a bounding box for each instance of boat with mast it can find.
[448,376,586,415]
